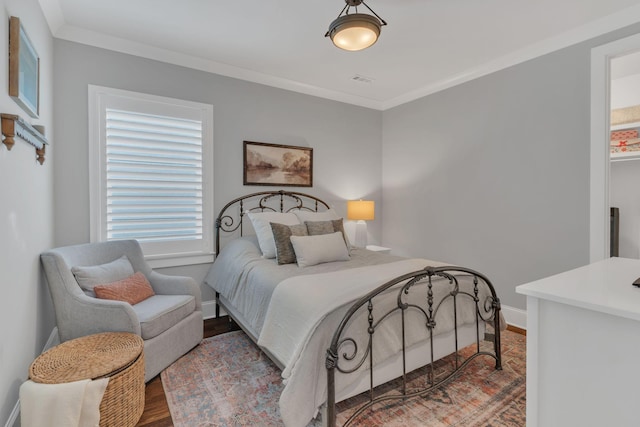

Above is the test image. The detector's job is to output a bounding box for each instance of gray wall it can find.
[382,23,640,310]
[0,1,55,425]
[53,40,383,302]
[54,22,640,313]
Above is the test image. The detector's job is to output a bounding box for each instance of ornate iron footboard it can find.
[325,266,502,427]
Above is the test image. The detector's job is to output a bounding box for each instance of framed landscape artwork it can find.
[9,16,40,118]
[243,141,313,187]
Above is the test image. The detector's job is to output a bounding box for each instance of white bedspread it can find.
[258,258,450,427]
[258,258,442,378]
[206,237,405,337]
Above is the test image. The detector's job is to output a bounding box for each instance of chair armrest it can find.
[40,251,141,342]
[61,293,141,341]
[147,271,202,311]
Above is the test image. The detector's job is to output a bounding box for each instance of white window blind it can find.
[89,86,214,267]
[106,109,203,242]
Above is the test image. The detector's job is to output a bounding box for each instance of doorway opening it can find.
[590,33,640,262]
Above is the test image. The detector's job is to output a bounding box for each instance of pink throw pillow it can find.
[93,272,155,305]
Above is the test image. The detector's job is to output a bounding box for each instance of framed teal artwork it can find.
[9,16,39,118]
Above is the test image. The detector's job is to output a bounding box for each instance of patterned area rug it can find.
[161,329,525,426]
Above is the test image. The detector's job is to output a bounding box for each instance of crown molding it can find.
[54,25,386,110]
[382,3,640,110]
[38,0,640,111]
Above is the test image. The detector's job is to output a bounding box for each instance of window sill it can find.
[147,253,215,269]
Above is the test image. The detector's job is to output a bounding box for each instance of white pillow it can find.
[247,212,300,258]
[293,208,340,223]
[290,232,350,268]
[71,255,135,297]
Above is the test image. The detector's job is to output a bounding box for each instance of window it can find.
[89,86,214,267]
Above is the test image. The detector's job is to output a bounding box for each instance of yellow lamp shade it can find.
[347,200,375,221]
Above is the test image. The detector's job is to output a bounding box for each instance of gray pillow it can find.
[305,219,350,248]
[305,220,334,235]
[71,255,135,297]
[270,223,308,265]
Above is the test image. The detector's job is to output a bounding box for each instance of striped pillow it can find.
[270,222,308,265]
[305,219,350,248]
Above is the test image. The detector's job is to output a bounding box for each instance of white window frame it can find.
[88,85,214,268]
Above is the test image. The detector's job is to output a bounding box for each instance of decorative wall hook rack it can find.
[1,113,48,164]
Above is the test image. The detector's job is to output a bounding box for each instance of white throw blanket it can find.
[257,258,447,426]
[20,378,109,427]
[258,258,442,378]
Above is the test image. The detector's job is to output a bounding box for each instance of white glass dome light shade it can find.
[328,13,382,51]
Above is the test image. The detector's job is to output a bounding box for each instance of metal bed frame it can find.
[325,265,502,427]
[214,190,329,319]
[212,190,502,427]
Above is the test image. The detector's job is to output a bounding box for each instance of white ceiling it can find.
[38,0,640,110]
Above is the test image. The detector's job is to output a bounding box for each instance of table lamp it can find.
[347,200,375,248]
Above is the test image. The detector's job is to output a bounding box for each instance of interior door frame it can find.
[590,33,640,262]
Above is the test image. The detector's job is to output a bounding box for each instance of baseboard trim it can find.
[4,403,19,427]
[202,300,226,319]
[501,304,527,330]
[5,327,59,427]
[45,326,60,351]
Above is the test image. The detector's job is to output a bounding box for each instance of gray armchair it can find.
[40,240,203,382]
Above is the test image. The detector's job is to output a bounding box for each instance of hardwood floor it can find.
[135,316,240,426]
[136,318,524,426]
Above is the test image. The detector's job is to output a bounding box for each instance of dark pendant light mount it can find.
[325,0,387,51]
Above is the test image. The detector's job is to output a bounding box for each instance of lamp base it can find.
[354,220,368,248]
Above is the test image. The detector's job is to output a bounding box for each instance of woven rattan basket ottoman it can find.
[29,332,145,427]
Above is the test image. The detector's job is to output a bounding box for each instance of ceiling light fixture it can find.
[325,0,387,52]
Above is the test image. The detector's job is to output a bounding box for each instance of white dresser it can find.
[516,257,640,427]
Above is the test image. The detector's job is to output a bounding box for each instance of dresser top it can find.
[516,257,640,321]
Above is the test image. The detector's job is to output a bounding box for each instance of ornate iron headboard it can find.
[214,190,331,255]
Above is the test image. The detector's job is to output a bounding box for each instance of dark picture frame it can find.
[243,141,313,187]
[9,16,40,118]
